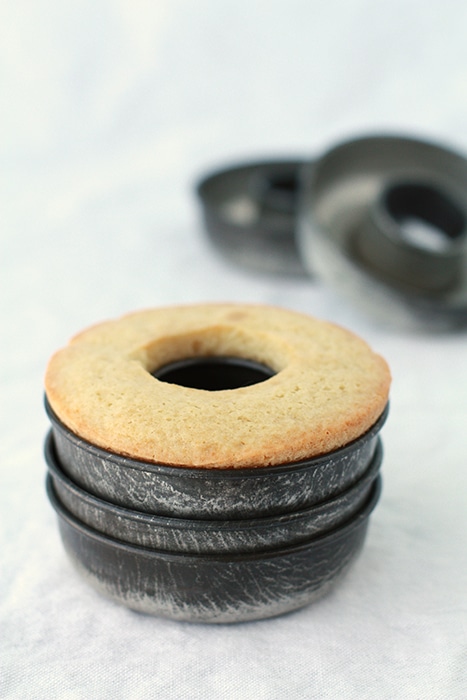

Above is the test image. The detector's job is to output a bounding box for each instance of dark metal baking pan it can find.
[197,159,307,276]
[45,432,382,554]
[298,134,467,330]
[45,397,388,519]
[47,474,381,623]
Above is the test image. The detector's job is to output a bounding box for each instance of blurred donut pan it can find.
[196,134,467,330]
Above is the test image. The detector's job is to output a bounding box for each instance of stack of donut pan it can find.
[44,353,388,624]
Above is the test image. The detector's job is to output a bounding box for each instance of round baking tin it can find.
[45,431,382,554]
[362,180,466,292]
[197,158,307,276]
[47,474,381,623]
[298,134,467,330]
[45,397,388,519]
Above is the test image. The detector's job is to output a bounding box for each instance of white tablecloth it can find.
[2,2,466,698]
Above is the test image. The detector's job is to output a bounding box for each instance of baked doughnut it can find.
[44,303,391,468]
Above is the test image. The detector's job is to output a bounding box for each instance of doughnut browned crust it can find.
[44,303,391,468]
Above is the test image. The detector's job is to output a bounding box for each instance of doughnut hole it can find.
[141,325,290,391]
[152,356,276,391]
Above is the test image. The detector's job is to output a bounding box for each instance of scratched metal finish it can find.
[48,478,380,623]
[46,399,388,519]
[46,434,382,553]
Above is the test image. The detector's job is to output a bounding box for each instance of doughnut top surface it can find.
[44,303,391,468]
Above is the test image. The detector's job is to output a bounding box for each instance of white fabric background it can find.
[1,2,467,698]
